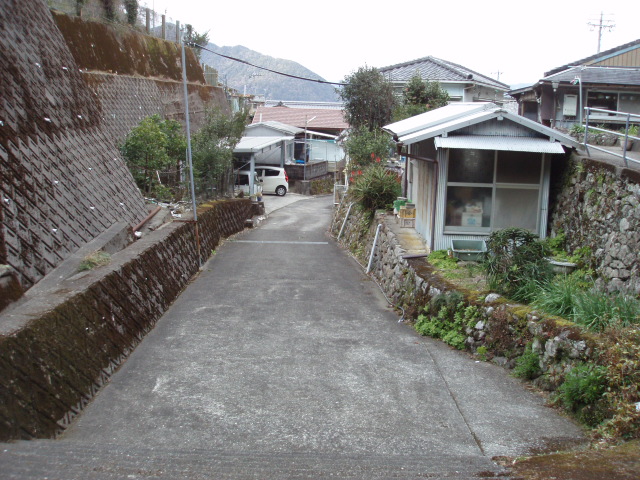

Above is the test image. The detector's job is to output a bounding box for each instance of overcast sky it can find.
[144,0,639,88]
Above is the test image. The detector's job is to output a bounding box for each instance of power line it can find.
[187,42,348,87]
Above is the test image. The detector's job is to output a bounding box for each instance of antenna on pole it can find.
[588,11,615,53]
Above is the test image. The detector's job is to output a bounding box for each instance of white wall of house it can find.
[308,139,344,163]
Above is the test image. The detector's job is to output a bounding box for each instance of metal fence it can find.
[582,107,640,167]
[48,0,182,41]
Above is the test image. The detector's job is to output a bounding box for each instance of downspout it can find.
[397,143,408,198]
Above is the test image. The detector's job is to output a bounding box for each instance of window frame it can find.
[443,149,543,235]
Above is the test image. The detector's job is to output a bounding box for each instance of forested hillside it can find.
[200,43,340,102]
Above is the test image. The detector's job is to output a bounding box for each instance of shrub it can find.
[428,250,459,270]
[532,274,583,318]
[513,344,542,380]
[484,227,553,301]
[572,289,640,332]
[557,363,608,426]
[596,328,640,439]
[350,165,401,213]
[415,300,480,350]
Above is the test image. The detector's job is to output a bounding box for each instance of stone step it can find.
[0,440,515,479]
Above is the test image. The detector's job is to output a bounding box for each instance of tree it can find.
[393,74,450,121]
[183,24,210,60]
[191,108,247,197]
[121,115,186,196]
[338,66,396,131]
[344,126,394,168]
[123,0,139,26]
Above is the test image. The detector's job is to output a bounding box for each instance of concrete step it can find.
[0,440,515,479]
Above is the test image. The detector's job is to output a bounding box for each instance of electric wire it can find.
[187,43,348,86]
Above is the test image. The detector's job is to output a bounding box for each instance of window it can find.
[444,149,542,233]
[587,91,618,114]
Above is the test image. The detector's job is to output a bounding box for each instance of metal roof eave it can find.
[383,103,496,140]
[395,109,499,144]
[499,111,581,149]
[434,135,566,153]
[393,109,581,150]
[233,136,294,154]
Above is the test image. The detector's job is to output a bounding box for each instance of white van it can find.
[241,166,289,196]
[233,170,262,196]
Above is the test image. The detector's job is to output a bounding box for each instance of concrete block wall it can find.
[1,1,230,292]
[0,198,253,441]
[0,0,149,289]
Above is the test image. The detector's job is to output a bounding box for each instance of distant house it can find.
[252,106,347,165]
[383,103,580,251]
[379,56,510,104]
[240,121,302,166]
[252,105,349,137]
[509,39,640,129]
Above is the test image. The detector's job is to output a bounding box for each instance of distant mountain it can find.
[199,44,340,102]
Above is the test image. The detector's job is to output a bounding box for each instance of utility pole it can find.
[588,12,615,53]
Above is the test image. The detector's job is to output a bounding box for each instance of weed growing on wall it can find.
[78,250,111,271]
[414,293,481,350]
[556,363,608,427]
[513,343,542,380]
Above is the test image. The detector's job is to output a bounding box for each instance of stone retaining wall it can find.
[331,200,597,395]
[0,199,253,441]
[550,157,640,294]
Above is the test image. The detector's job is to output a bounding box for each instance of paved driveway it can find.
[0,195,585,479]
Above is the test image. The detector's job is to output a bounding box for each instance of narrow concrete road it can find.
[0,196,585,479]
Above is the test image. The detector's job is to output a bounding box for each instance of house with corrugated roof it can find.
[235,121,301,167]
[251,106,347,165]
[509,39,640,129]
[383,103,580,252]
[379,56,510,104]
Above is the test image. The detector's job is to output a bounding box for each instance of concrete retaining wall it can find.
[0,199,253,441]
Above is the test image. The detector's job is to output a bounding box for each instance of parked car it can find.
[240,166,289,196]
[234,170,262,196]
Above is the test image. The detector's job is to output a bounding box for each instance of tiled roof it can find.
[379,56,509,91]
[252,106,349,131]
[545,38,640,76]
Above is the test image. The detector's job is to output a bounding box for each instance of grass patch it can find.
[78,250,111,271]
